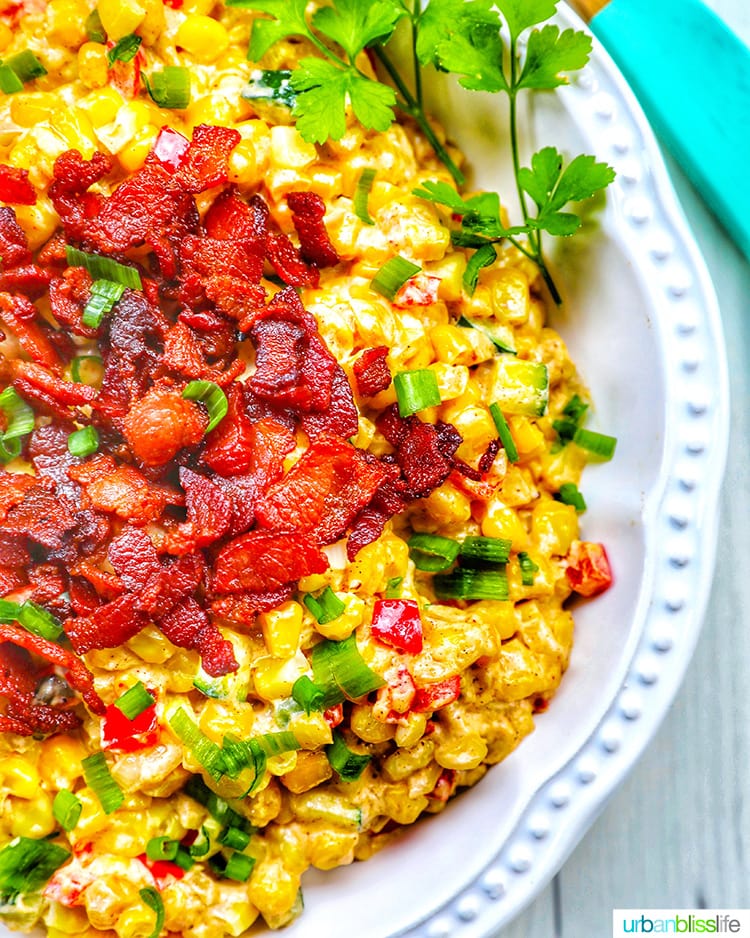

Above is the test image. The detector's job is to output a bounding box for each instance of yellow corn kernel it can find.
[531,500,579,556]
[36,108,98,160]
[423,484,472,526]
[253,652,308,701]
[44,902,89,934]
[115,904,156,938]
[227,139,261,187]
[481,497,529,548]
[429,362,469,402]
[394,712,428,749]
[383,738,434,782]
[175,15,229,63]
[259,601,304,659]
[307,827,358,871]
[0,756,40,799]
[269,125,317,169]
[185,94,240,129]
[350,704,396,743]
[78,87,124,127]
[0,22,12,52]
[10,792,55,838]
[47,0,89,46]
[68,788,110,840]
[445,405,497,463]
[7,135,43,173]
[314,594,364,641]
[182,0,215,11]
[508,415,545,457]
[77,42,109,89]
[98,0,146,40]
[281,750,332,793]
[118,125,158,174]
[297,573,328,593]
[214,883,260,936]
[490,269,530,324]
[12,198,59,251]
[266,751,298,776]
[94,100,155,154]
[430,253,466,302]
[10,92,59,128]
[430,324,475,365]
[491,637,553,700]
[138,0,166,47]
[288,711,333,749]
[126,624,175,664]
[434,734,488,771]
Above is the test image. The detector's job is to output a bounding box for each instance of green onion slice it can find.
[518,551,539,587]
[17,600,64,641]
[572,427,617,460]
[219,735,267,797]
[291,675,325,714]
[146,837,178,862]
[393,368,441,417]
[353,168,376,225]
[552,417,578,443]
[219,826,251,851]
[457,315,516,354]
[433,567,509,601]
[140,887,165,938]
[563,394,589,424]
[144,67,191,109]
[107,34,142,67]
[0,837,70,904]
[82,279,126,328]
[85,9,106,42]
[66,246,142,290]
[181,381,228,433]
[459,536,512,565]
[113,681,154,720]
[0,64,23,94]
[408,532,460,572]
[0,599,20,623]
[489,402,519,463]
[67,426,99,458]
[189,825,211,858]
[303,586,345,625]
[384,576,403,599]
[556,482,587,512]
[169,708,226,781]
[224,851,255,883]
[53,790,82,832]
[241,68,295,108]
[70,355,104,386]
[173,848,194,871]
[256,731,300,758]
[311,635,384,708]
[463,243,497,295]
[183,777,252,832]
[5,50,47,83]
[81,752,124,815]
[326,730,371,782]
[0,387,34,442]
[370,255,421,301]
[0,436,21,463]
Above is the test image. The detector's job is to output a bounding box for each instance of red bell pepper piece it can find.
[565,540,613,597]
[324,704,344,728]
[370,599,423,654]
[151,126,190,172]
[137,854,185,881]
[101,700,158,752]
[411,675,461,713]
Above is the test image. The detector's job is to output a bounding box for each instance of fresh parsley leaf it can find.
[547,153,616,209]
[291,59,349,142]
[533,212,581,235]
[312,0,406,61]
[416,0,500,67]
[517,25,592,90]
[225,0,311,61]
[495,0,557,42]
[241,69,296,108]
[432,23,506,93]
[517,146,563,209]
[412,180,469,212]
[348,73,397,131]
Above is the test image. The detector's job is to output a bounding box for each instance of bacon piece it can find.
[377,405,462,496]
[0,263,52,299]
[48,268,98,338]
[64,593,148,655]
[169,467,232,549]
[29,424,84,506]
[247,195,318,288]
[2,478,78,550]
[138,552,205,619]
[203,188,261,241]
[157,597,237,676]
[48,150,112,243]
[0,165,36,205]
[212,530,328,594]
[286,191,339,268]
[0,206,32,268]
[0,472,36,523]
[0,566,25,597]
[13,360,96,407]
[69,577,101,616]
[353,346,391,398]
[0,533,30,566]
[301,365,358,440]
[0,642,80,736]
[0,293,61,370]
[122,385,207,467]
[161,321,243,386]
[210,586,293,627]
[70,560,124,600]
[255,435,390,545]
[107,527,160,592]
[70,455,173,525]
[174,124,241,193]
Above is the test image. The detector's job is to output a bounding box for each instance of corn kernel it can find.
[288,711,333,749]
[266,751,298,776]
[0,756,40,799]
[258,601,304,659]
[423,484,472,526]
[253,652,308,701]
[430,253,466,302]
[44,902,89,934]
[98,0,146,40]
[383,738,434,781]
[47,0,89,46]
[509,415,545,456]
[446,405,497,463]
[313,594,365,641]
[12,198,59,251]
[394,712,427,748]
[78,87,124,127]
[481,497,529,548]
[281,751,332,794]
[227,139,262,187]
[0,22,12,52]
[269,125,317,169]
[350,704,396,743]
[430,324,475,365]
[182,0,215,13]
[429,362,469,402]
[77,42,109,89]
[10,92,59,128]
[126,624,175,664]
[531,500,579,555]
[175,15,229,64]
[490,269,530,324]
[115,905,156,938]
[10,792,55,838]
[34,108,98,160]
[138,0,166,47]
[434,734,488,770]
[118,125,158,174]
[186,94,240,129]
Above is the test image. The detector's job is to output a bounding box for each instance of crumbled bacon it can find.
[286,191,339,268]
[158,597,237,677]
[0,293,61,371]
[212,530,328,594]
[0,206,32,268]
[70,455,177,524]
[122,385,207,467]
[0,165,36,205]
[353,346,391,398]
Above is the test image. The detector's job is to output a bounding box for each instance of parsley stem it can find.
[373,44,464,186]
[411,0,423,110]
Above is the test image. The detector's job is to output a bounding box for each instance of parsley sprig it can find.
[228,0,615,302]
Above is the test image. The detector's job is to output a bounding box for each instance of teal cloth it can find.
[593,0,750,261]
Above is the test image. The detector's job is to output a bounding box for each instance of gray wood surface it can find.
[498,3,750,935]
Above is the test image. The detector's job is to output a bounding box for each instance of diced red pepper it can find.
[323,704,344,728]
[411,675,461,713]
[101,699,159,752]
[393,273,440,308]
[151,126,190,172]
[565,540,613,597]
[370,599,423,654]
[137,854,185,881]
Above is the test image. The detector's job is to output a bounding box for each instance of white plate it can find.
[280,6,729,937]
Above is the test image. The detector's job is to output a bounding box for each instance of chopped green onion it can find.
[393,368,441,417]
[552,417,578,443]
[563,394,589,424]
[17,600,64,641]
[53,790,82,832]
[303,586,345,625]
[70,355,104,386]
[183,777,252,832]
[0,64,23,94]
[353,168,376,225]
[169,708,226,780]
[85,9,106,42]
[489,402,519,463]
[370,255,421,301]
[107,34,142,67]
[67,426,99,458]
[0,436,21,463]
[518,551,539,587]
[572,427,617,460]
[433,567,509,601]
[463,243,497,295]
[457,315,516,354]
[144,67,191,109]
[189,825,211,858]
[0,599,20,623]
[556,482,587,512]
[146,837,179,862]
[66,247,142,290]
[224,851,255,883]
[173,848,194,871]
[311,635,385,708]
[81,752,124,815]
[408,532,460,572]
[459,536,511,565]
[291,675,325,714]
[385,576,403,599]
[0,387,34,443]
[255,731,300,758]
[5,50,47,83]
[139,887,165,938]
[241,68,295,108]
[326,731,371,782]
[181,380,228,433]
[219,827,251,851]
[82,279,126,328]
[113,681,153,720]
[219,735,267,796]
[0,837,70,904]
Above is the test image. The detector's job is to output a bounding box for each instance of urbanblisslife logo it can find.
[612,911,750,936]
